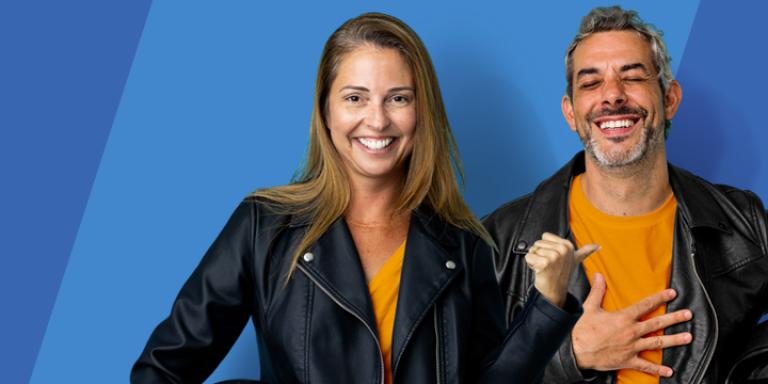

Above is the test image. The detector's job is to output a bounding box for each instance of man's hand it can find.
[572,272,693,377]
[526,232,598,308]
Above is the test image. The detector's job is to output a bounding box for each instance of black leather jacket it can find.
[483,152,768,384]
[132,198,582,383]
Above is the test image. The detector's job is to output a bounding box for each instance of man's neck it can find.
[580,151,672,217]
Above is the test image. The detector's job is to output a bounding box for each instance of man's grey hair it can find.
[565,6,674,100]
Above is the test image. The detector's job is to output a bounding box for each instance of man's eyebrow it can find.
[339,85,369,93]
[576,67,599,80]
[620,63,649,73]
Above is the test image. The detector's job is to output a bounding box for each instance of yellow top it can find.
[368,240,406,384]
[569,174,675,384]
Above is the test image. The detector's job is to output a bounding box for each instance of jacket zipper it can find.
[297,264,385,384]
[687,242,719,384]
[434,307,442,384]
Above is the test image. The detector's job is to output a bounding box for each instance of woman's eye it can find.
[391,95,410,104]
[345,95,361,103]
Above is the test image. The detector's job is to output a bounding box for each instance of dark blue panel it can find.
[0,1,152,381]
[670,0,768,201]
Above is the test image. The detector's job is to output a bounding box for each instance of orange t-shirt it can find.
[569,174,675,383]
[368,240,406,384]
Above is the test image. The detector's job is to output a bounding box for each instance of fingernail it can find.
[684,333,693,343]
[683,310,692,320]
[664,368,674,377]
[667,289,677,298]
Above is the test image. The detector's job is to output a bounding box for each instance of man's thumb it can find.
[584,272,607,310]
[574,244,599,263]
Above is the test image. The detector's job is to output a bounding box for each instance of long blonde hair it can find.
[254,13,494,278]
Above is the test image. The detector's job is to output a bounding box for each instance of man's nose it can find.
[601,77,627,107]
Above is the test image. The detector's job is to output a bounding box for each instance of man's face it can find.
[562,30,681,169]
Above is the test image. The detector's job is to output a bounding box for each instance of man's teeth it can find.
[358,137,394,150]
[599,119,635,129]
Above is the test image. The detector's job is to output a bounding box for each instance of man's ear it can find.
[562,95,577,132]
[664,80,683,120]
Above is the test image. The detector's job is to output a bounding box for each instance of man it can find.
[484,6,768,383]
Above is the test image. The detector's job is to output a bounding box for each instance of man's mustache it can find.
[586,106,648,122]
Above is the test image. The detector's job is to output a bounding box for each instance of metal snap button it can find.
[303,252,315,262]
[516,241,528,251]
[445,260,456,270]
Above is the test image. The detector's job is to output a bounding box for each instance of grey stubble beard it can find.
[579,117,663,170]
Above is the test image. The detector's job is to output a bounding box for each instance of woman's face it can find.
[326,46,416,187]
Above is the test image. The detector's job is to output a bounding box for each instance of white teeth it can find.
[599,119,635,129]
[358,137,394,150]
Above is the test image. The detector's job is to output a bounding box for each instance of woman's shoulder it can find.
[238,194,301,228]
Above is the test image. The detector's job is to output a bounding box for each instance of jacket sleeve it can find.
[468,238,583,384]
[725,196,768,383]
[483,212,599,383]
[131,201,256,384]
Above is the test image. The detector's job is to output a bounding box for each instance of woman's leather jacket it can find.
[132,198,582,383]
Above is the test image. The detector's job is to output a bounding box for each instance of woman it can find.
[132,13,593,384]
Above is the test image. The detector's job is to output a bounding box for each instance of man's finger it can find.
[542,232,573,248]
[583,272,606,310]
[525,253,547,272]
[531,247,560,261]
[633,332,692,352]
[628,357,674,378]
[624,288,677,319]
[574,244,599,263]
[532,239,561,250]
[636,309,692,336]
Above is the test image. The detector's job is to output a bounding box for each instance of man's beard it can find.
[577,107,663,169]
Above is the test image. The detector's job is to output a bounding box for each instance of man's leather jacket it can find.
[132,198,581,383]
[483,152,768,383]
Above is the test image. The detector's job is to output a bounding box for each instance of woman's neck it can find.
[345,173,406,225]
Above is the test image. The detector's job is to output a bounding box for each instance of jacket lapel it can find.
[300,218,378,330]
[391,209,462,375]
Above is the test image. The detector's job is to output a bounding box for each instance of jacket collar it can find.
[668,165,733,232]
[512,151,734,254]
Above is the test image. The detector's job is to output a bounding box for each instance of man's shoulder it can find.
[483,192,534,229]
[673,165,766,219]
[674,165,757,197]
[707,181,765,210]
[672,165,767,251]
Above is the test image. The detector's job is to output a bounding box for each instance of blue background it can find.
[2,0,766,382]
